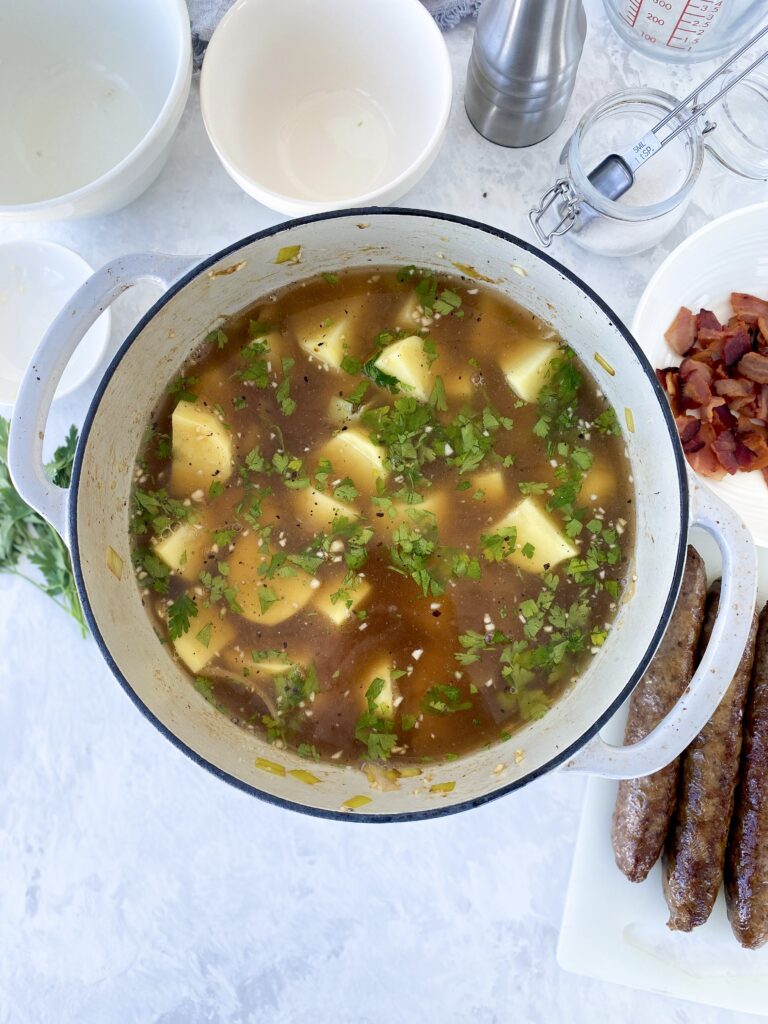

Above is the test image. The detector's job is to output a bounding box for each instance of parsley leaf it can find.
[131,488,194,536]
[333,477,358,502]
[275,662,318,711]
[206,329,228,350]
[480,527,517,562]
[195,622,213,647]
[422,684,472,715]
[389,519,444,597]
[167,594,198,640]
[170,376,198,402]
[355,679,398,761]
[361,357,401,393]
[0,416,87,627]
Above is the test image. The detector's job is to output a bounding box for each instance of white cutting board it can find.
[558,537,768,1016]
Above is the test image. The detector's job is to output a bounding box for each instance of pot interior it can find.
[73,211,686,818]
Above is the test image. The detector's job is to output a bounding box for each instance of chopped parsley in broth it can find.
[131,267,634,766]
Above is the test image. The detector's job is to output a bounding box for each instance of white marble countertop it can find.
[1,3,766,1021]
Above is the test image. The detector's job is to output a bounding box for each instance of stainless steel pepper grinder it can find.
[465,0,587,148]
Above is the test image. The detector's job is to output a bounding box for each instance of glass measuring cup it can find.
[602,0,766,63]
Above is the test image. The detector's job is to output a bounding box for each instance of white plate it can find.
[632,202,768,548]
[558,537,768,1016]
[0,240,110,410]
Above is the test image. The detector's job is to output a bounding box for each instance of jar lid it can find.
[703,68,768,180]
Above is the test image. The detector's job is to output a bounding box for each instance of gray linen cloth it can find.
[188,0,481,66]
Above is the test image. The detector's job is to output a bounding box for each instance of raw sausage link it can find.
[662,581,758,931]
[612,546,707,883]
[726,601,768,949]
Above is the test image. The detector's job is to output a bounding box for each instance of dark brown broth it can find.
[132,267,634,766]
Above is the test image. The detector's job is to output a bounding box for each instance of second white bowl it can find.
[201,0,452,215]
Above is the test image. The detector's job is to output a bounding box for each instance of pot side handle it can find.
[563,476,757,779]
[7,252,200,542]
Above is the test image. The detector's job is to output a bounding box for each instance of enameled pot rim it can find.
[68,207,689,822]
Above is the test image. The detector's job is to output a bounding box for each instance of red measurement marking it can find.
[666,0,690,45]
[668,0,720,46]
[628,0,642,27]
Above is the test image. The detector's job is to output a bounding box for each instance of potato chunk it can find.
[296,487,359,533]
[222,647,298,678]
[327,396,363,425]
[314,573,371,626]
[363,659,398,719]
[319,428,388,493]
[250,308,283,356]
[173,605,235,674]
[471,470,505,502]
[171,400,233,495]
[492,496,576,574]
[393,292,425,330]
[292,298,362,370]
[579,461,616,503]
[153,522,209,581]
[230,533,314,626]
[374,335,432,401]
[501,339,560,404]
[372,489,445,538]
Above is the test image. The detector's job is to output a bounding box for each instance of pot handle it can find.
[7,252,200,542]
[563,475,757,779]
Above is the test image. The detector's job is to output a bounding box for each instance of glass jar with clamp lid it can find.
[530,23,768,256]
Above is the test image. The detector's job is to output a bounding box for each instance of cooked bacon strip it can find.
[701,396,726,423]
[697,309,722,332]
[723,330,752,367]
[676,415,700,448]
[679,358,712,407]
[734,439,768,472]
[732,293,768,325]
[713,403,737,430]
[689,442,726,479]
[662,295,768,480]
[738,351,768,384]
[714,377,755,398]
[697,328,725,345]
[679,358,712,382]
[665,306,697,355]
[712,430,739,474]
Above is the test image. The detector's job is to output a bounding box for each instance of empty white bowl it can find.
[0,0,191,221]
[0,241,110,409]
[200,0,452,215]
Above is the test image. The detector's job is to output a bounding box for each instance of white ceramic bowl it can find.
[632,201,768,548]
[0,0,191,221]
[201,0,452,215]
[0,241,110,411]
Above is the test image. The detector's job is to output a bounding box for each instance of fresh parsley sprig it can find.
[0,419,86,635]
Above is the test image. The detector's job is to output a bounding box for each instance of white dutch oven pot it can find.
[8,210,757,821]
